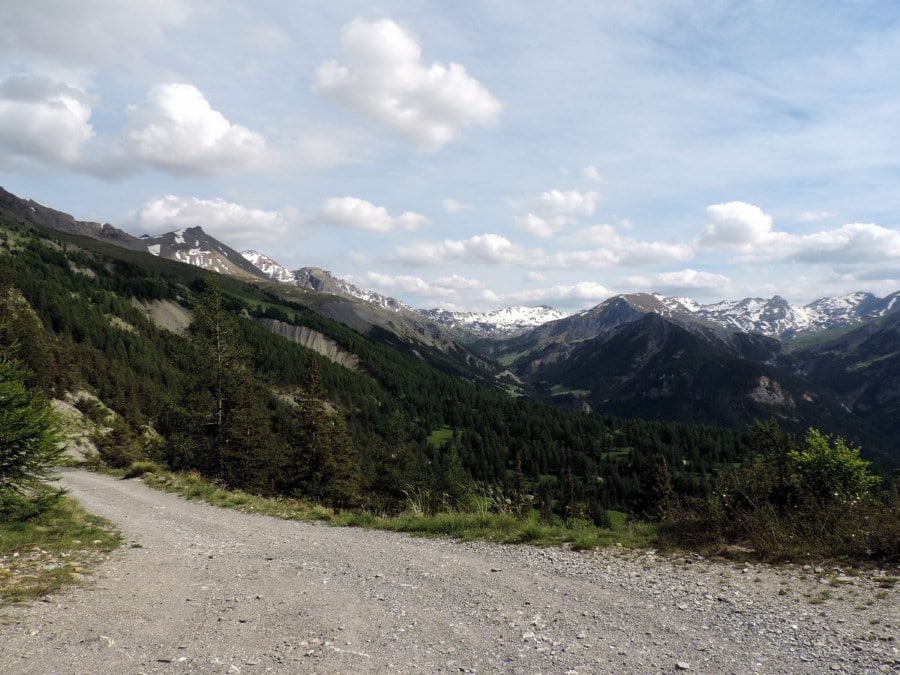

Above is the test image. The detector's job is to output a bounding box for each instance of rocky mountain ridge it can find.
[140,227,265,280]
[2,185,897,343]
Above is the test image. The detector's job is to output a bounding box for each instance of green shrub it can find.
[789,428,880,503]
[661,421,899,560]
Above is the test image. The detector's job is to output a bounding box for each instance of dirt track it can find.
[0,470,897,673]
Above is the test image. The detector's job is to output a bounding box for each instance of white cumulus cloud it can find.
[653,268,733,293]
[516,213,558,238]
[540,189,599,216]
[465,234,525,263]
[0,74,93,166]
[565,224,694,266]
[125,83,269,175]
[481,281,610,307]
[138,195,295,247]
[515,189,600,238]
[364,271,479,307]
[791,222,900,264]
[698,201,775,250]
[434,274,483,290]
[365,272,434,294]
[698,202,900,268]
[319,196,429,233]
[394,224,692,271]
[314,18,502,151]
[394,233,524,266]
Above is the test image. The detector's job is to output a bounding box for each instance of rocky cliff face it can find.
[254,318,361,370]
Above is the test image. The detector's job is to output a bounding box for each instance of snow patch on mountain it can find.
[422,305,569,337]
[173,248,231,274]
[695,296,813,337]
[682,291,899,338]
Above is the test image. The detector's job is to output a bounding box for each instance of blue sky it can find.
[2,1,900,311]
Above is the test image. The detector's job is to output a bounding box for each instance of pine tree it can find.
[560,466,586,521]
[282,353,361,506]
[364,409,427,511]
[638,454,677,520]
[0,337,64,517]
[162,276,278,491]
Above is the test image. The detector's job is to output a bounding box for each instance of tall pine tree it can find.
[0,333,64,516]
[281,353,361,506]
[161,276,277,492]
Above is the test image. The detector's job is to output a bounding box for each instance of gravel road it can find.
[1,470,897,674]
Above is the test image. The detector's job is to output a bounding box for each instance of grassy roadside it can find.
[0,496,121,605]
[139,467,656,550]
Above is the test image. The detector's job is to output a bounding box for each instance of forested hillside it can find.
[0,216,758,522]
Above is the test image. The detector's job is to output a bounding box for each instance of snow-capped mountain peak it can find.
[670,296,702,312]
[139,227,266,280]
[241,250,295,283]
[421,305,570,337]
[677,291,899,339]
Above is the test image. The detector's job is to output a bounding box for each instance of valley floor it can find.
[0,470,897,674]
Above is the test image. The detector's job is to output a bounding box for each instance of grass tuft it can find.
[0,497,121,605]
[122,461,164,479]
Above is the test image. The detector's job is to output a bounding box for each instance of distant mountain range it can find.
[3,185,897,344]
[686,292,900,339]
[236,243,899,343]
[3,183,900,467]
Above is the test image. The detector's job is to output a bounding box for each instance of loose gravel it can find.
[0,470,897,674]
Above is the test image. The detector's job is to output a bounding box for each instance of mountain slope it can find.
[697,296,815,338]
[489,293,782,366]
[523,312,817,427]
[291,267,409,311]
[487,294,890,457]
[784,311,900,463]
